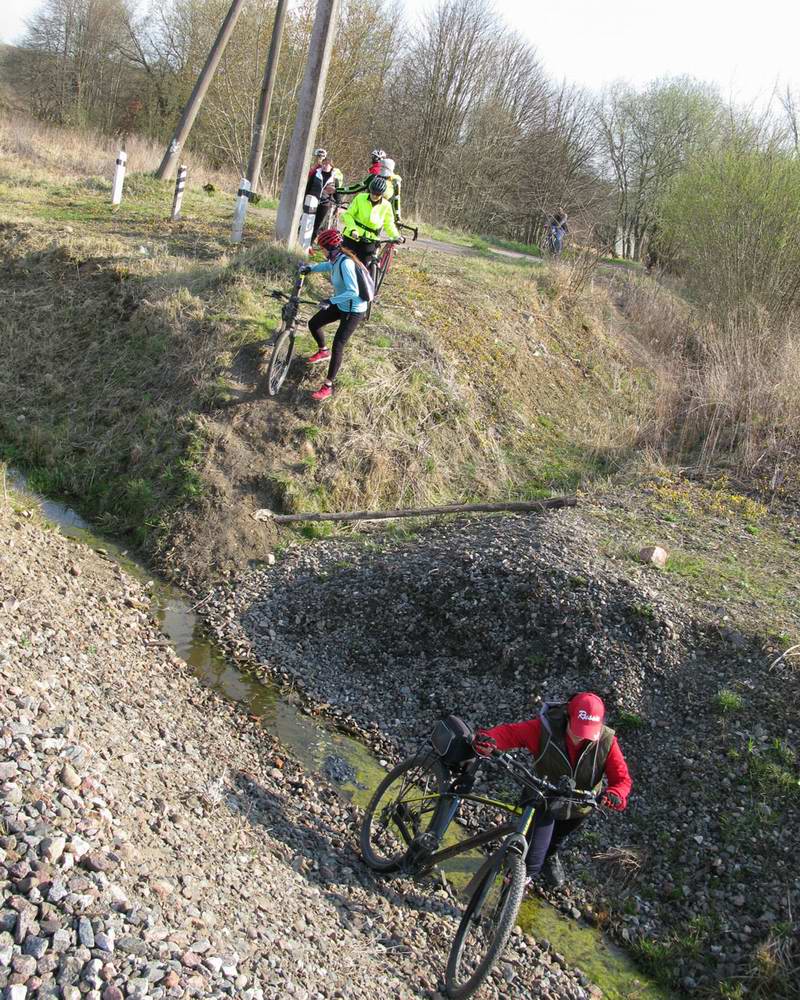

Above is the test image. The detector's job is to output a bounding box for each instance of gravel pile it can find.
[205,513,800,994]
[205,516,692,752]
[0,506,596,999]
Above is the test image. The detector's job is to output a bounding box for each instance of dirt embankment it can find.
[0,502,596,1000]
[0,183,652,591]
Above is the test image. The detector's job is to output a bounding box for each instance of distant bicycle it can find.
[544,222,565,257]
[264,266,322,396]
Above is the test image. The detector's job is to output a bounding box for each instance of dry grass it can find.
[0,223,243,544]
[0,112,237,190]
[592,845,647,891]
[272,248,651,518]
[611,272,800,487]
[746,926,799,998]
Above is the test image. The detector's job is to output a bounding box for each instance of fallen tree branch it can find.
[253,495,577,525]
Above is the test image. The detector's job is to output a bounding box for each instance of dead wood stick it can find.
[253,495,577,525]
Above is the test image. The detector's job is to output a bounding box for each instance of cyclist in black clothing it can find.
[306,157,341,240]
[547,209,569,255]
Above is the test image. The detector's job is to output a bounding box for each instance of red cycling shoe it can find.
[307,348,331,365]
[311,383,333,402]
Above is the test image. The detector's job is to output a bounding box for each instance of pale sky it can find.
[2,0,798,107]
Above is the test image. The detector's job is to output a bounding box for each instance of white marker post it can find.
[111,150,127,207]
[231,177,251,243]
[171,165,188,221]
[297,193,319,252]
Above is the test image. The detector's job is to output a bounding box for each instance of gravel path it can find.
[0,505,594,999]
[204,512,800,994]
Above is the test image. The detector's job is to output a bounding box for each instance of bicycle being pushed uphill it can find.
[359,717,599,999]
[263,267,324,397]
[343,221,419,321]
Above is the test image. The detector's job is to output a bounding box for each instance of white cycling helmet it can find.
[313,147,327,158]
[382,157,396,173]
[370,148,387,162]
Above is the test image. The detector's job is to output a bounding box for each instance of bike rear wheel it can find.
[445,851,526,999]
[266,323,295,396]
[359,752,450,873]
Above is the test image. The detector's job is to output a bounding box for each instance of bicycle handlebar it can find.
[399,222,419,241]
[270,285,320,307]
[487,753,599,808]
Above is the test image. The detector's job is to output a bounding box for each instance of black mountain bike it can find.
[264,266,321,397]
[359,726,598,999]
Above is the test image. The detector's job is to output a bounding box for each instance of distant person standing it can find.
[546,209,569,256]
[312,157,343,240]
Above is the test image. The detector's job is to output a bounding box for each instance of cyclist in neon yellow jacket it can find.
[340,175,401,264]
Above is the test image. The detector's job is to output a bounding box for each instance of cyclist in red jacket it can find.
[473,692,632,888]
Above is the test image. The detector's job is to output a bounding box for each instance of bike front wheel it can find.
[265,323,295,397]
[359,752,450,873]
[445,851,526,999]
[364,257,380,322]
[374,247,392,296]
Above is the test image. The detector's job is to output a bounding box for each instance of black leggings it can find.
[342,234,378,266]
[308,305,365,382]
[525,810,586,875]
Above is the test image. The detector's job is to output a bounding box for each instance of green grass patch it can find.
[614,710,645,733]
[485,235,542,256]
[745,738,800,803]
[715,688,744,714]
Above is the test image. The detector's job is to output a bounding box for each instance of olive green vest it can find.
[534,703,615,817]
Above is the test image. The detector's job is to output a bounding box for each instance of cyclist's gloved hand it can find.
[299,264,312,274]
[602,790,625,811]
[318,298,331,310]
[393,236,405,244]
[472,730,497,758]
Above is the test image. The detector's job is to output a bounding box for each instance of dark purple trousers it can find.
[525,809,586,875]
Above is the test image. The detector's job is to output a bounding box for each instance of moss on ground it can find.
[583,474,800,641]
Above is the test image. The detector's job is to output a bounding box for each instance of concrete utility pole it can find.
[155,0,247,180]
[275,0,341,248]
[245,0,290,192]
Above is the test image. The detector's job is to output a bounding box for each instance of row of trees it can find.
[4,0,800,256]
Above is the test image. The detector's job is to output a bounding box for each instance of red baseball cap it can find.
[568,693,605,741]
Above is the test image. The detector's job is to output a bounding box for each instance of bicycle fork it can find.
[405,793,461,867]
[462,804,535,903]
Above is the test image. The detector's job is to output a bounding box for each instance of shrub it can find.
[714,688,743,714]
[635,145,800,476]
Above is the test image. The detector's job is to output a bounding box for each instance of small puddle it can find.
[6,469,672,1000]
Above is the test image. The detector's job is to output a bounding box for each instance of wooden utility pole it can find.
[155,0,247,180]
[246,0,290,193]
[275,0,341,248]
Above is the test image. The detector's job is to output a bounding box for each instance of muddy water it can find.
[8,470,671,1000]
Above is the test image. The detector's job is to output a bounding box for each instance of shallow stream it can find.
[7,469,671,1000]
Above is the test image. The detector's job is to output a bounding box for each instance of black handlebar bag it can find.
[547,796,580,821]
[431,715,475,769]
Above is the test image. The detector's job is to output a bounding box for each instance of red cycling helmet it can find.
[316,228,343,252]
